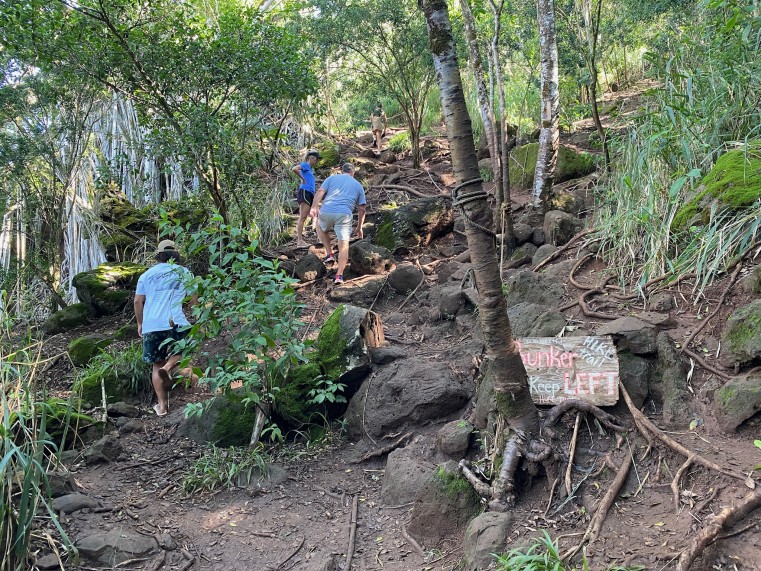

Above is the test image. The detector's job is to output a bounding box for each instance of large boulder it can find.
[509,143,596,190]
[328,275,386,306]
[381,443,436,505]
[42,303,90,335]
[51,493,100,514]
[543,210,583,246]
[76,529,159,565]
[72,262,146,316]
[98,184,157,262]
[314,305,384,394]
[178,391,256,447]
[597,317,658,355]
[83,434,124,464]
[345,359,473,441]
[295,253,326,282]
[672,145,761,230]
[407,462,482,547]
[650,333,691,427]
[503,270,564,309]
[720,300,761,367]
[462,512,514,571]
[437,420,474,460]
[348,240,394,276]
[714,374,761,432]
[507,302,566,337]
[374,196,454,253]
[388,264,424,293]
[68,335,112,367]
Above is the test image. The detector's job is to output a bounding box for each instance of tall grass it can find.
[594,0,761,295]
[0,341,76,570]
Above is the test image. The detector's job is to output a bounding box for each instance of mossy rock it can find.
[68,335,113,367]
[672,145,761,230]
[509,143,597,190]
[114,322,140,341]
[373,196,454,253]
[42,303,91,335]
[72,262,147,317]
[74,367,131,407]
[316,143,341,169]
[714,374,761,432]
[721,300,761,367]
[178,391,256,447]
[275,361,325,426]
[72,343,149,406]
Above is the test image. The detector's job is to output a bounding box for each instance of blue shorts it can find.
[318,212,353,241]
[297,188,314,205]
[142,327,188,364]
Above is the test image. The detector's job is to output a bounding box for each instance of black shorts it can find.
[142,327,188,364]
[297,188,314,205]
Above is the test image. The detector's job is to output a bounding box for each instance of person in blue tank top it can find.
[309,162,367,284]
[291,149,321,248]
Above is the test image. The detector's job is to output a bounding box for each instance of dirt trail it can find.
[40,85,761,571]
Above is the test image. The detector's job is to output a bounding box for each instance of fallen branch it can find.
[676,488,761,571]
[565,413,582,497]
[345,495,359,571]
[275,537,305,570]
[683,347,731,381]
[353,432,412,463]
[620,384,749,484]
[532,228,594,272]
[563,452,632,561]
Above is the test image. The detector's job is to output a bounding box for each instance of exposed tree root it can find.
[401,523,425,555]
[672,455,695,511]
[345,495,359,571]
[532,228,594,272]
[568,253,596,290]
[620,384,750,484]
[353,432,412,463]
[370,184,427,198]
[565,413,582,496]
[676,488,761,571]
[563,451,632,562]
[579,289,618,320]
[543,399,629,432]
[682,347,731,380]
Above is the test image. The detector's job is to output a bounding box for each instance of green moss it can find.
[717,386,737,407]
[316,143,340,169]
[75,370,129,406]
[673,146,761,229]
[316,305,349,380]
[72,262,147,315]
[276,361,323,425]
[211,391,257,447]
[42,303,91,335]
[435,466,474,498]
[509,143,597,190]
[114,322,140,341]
[374,219,397,251]
[722,301,761,364]
[68,335,112,367]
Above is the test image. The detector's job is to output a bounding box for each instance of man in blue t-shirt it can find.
[310,162,367,284]
[291,150,321,248]
[134,240,197,417]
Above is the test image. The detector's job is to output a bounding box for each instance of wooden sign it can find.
[515,336,619,406]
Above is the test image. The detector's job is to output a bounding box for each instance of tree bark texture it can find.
[418,0,539,435]
[579,0,610,169]
[532,0,560,209]
[459,0,501,208]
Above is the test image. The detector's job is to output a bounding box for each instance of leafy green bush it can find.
[74,342,151,405]
[162,215,309,442]
[388,131,412,153]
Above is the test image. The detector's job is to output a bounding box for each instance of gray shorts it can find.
[318,212,352,241]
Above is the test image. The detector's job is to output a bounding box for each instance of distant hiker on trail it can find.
[310,162,367,285]
[370,102,387,149]
[134,240,197,417]
[292,149,321,248]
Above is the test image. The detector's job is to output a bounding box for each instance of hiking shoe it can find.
[324,254,335,264]
[334,274,344,284]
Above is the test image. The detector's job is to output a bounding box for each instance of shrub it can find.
[388,131,412,153]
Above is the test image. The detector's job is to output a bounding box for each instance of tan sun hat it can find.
[156,239,177,254]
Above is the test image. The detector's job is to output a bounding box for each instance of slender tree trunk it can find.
[460,0,501,208]
[532,0,560,211]
[580,0,610,169]
[418,0,539,435]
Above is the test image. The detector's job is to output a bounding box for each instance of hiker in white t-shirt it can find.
[134,240,197,417]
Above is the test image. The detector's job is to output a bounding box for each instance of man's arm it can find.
[310,187,327,218]
[134,294,146,338]
[355,205,366,239]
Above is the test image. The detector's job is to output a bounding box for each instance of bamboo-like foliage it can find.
[0,341,76,570]
[595,0,761,296]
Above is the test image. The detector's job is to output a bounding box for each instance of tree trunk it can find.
[418,0,539,435]
[580,0,610,169]
[532,0,560,210]
[459,0,501,211]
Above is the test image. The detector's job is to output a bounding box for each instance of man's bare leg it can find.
[317,226,333,259]
[296,202,310,247]
[152,361,171,415]
[335,239,350,277]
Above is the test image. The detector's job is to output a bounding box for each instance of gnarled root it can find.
[677,488,761,571]
[543,399,629,433]
[490,430,529,511]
